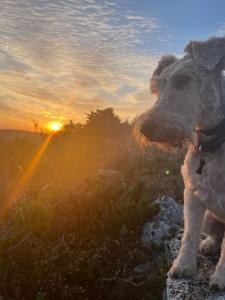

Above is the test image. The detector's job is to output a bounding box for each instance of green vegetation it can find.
[0,108,184,299]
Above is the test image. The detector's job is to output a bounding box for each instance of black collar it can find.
[195,75,225,174]
[195,118,225,174]
[197,118,225,153]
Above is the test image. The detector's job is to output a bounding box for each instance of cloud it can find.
[0,0,166,130]
[213,23,225,36]
[0,98,18,115]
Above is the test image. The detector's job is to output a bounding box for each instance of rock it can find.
[141,196,183,248]
[134,261,152,274]
[165,230,225,300]
[141,196,225,298]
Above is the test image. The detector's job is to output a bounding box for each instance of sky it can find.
[1,0,225,131]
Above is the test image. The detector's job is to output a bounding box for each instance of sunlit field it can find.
[0,108,184,299]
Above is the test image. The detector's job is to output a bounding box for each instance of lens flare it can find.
[0,134,53,225]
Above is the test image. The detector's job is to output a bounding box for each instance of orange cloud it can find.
[0,1,166,130]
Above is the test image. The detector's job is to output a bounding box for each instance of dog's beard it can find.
[146,128,188,151]
[134,113,191,151]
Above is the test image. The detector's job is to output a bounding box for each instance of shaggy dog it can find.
[135,37,225,290]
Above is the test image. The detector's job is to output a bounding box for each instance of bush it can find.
[0,170,176,299]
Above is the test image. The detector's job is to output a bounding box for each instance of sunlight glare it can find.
[48,122,63,132]
[0,134,53,225]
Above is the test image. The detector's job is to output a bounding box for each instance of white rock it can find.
[141,196,183,248]
[165,230,225,300]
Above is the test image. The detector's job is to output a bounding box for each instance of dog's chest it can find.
[182,148,225,194]
[203,157,225,193]
[182,149,225,220]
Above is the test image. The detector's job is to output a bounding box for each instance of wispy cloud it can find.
[213,23,225,37]
[0,0,165,130]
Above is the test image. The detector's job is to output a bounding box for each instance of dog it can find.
[135,37,225,290]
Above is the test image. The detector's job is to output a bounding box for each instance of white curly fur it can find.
[135,37,225,290]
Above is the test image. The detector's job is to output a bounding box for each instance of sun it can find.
[48,122,63,132]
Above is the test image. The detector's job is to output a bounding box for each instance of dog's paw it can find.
[200,237,221,255]
[210,273,225,290]
[168,260,196,278]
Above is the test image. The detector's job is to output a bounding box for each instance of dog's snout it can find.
[140,120,157,140]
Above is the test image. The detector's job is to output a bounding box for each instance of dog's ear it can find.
[152,55,177,77]
[150,55,177,94]
[185,37,225,71]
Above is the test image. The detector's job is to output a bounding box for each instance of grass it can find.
[0,145,184,300]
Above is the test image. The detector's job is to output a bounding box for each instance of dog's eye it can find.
[174,75,191,89]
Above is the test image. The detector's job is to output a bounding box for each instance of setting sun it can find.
[48,122,63,132]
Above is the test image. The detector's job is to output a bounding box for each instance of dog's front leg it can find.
[210,235,225,290]
[169,188,205,278]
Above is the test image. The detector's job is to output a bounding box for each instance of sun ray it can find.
[0,133,53,225]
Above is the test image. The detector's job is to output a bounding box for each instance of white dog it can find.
[136,37,225,290]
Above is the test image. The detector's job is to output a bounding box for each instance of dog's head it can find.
[135,37,225,149]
